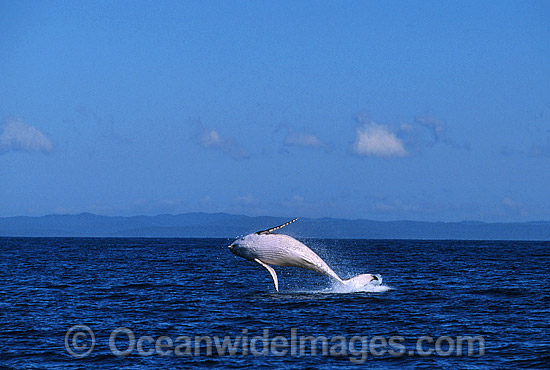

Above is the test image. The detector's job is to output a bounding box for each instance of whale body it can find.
[228,218,378,291]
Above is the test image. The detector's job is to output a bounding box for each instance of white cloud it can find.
[0,119,53,154]
[200,128,223,147]
[285,131,325,149]
[352,122,407,158]
[198,127,250,159]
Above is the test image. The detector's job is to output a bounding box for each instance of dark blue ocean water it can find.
[0,237,548,369]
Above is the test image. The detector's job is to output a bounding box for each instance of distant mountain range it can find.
[0,212,549,240]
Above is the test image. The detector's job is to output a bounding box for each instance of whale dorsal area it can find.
[254,258,279,291]
[255,217,299,235]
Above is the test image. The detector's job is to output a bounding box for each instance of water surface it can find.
[0,237,548,369]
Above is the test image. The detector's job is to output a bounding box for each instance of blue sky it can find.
[1,1,549,221]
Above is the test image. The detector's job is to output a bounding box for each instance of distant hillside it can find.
[0,213,549,240]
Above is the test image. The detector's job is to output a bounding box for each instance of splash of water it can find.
[294,240,390,293]
[284,275,393,294]
[327,274,392,293]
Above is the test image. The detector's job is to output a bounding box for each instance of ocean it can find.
[0,237,548,369]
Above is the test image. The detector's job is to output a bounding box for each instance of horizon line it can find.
[1,211,549,225]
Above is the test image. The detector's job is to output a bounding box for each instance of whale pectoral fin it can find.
[254,258,279,292]
[256,217,299,235]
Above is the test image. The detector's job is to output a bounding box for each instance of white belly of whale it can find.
[229,229,380,291]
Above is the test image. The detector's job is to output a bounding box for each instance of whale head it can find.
[228,218,382,292]
[228,218,299,262]
[228,234,257,261]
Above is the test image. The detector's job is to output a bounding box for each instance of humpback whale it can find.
[228,218,379,291]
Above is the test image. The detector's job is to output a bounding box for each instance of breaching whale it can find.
[228,218,379,291]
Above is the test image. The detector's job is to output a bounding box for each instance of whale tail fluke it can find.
[342,274,381,287]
